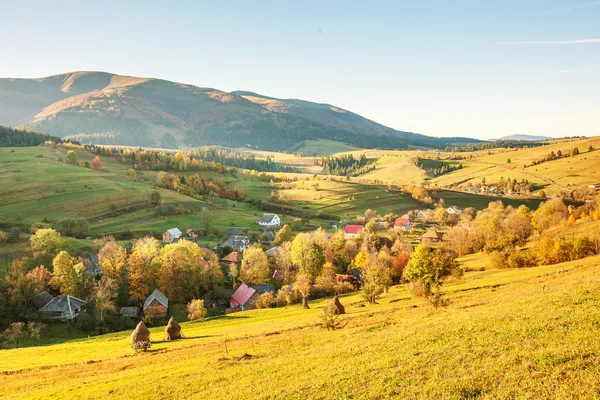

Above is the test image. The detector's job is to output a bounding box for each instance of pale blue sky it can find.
[1,0,599,139]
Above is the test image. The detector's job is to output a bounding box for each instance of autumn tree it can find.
[240,245,270,285]
[156,240,205,303]
[50,251,87,296]
[27,322,45,346]
[3,322,27,348]
[127,236,160,299]
[293,273,312,309]
[532,198,568,232]
[273,224,293,245]
[361,253,392,304]
[92,156,102,171]
[66,150,78,165]
[89,276,118,326]
[98,241,127,282]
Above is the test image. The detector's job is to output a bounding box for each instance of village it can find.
[24,207,451,330]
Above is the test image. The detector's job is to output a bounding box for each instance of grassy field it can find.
[1,255,599,399]
[294,139,360,156]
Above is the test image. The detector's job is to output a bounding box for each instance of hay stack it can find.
[332,295,345,315]
[163,317,183,340]
[130,321,151,346]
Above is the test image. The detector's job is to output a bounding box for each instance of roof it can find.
[230,284,257,307]
[344,224,364,234]
[166,228,182,236]
[120,306,139,317]
[40,295,86,313]
[30,291,53,309]
[221,251,243,263]
[143,288,169,310]
[265,246,283,257]
[227,227,247,236]
[421,229,443,240]
[393,218,410,227]
[259,213,278,223]
[252,283,275,294]
[222,235,249,249]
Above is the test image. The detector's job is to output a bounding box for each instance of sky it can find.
[0,0,599,140]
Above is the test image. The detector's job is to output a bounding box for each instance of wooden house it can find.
[143,289,169,318]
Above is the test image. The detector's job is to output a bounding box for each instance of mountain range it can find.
[497,134,554,141]
[0,71,480,151]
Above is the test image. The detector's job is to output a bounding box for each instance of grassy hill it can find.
[1,256,599,399]
[0,71,481,151]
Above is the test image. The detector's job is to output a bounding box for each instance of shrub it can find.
[255,292,275,309]
[320,300,340,330]
[276,286,298,307]
[187,299,207,321]
[0,231,8,243]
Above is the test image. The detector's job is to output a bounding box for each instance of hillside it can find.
[1,257,599,399]
[0,71,480,151]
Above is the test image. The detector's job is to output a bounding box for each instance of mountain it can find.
[0,71,481,151]
[498,134,554,141]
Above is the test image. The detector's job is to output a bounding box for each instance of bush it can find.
[255,292,275,309]
[276,286,298,307]
[187,299,207,320]
[73,313,98,334]
[320,300,340,330]
[0,231,8,243]
[507,249,538,268]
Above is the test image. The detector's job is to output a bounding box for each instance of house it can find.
[447,206,463,215]
[39,295,86,321]
[229,284,258,311]
[120,306,139,318]
[143,289,169,318]
[378,221,387,229]
[415,210,427,219]
[272,270,283,280]
[262,231,275,243]
[227,227,246,237]
[252,283,275,295]
[344,224,364,239]
[203,288,234,310]
[29,291,53,309]
[588,184,600,189]
[162,228,182,243]
[221,251,243,265]
[393,217,412,231]
[265,246,284,258]
[468,187,477,194]
[420,229,443,243]
[258,213,280,227]
[329,222,338,229]
[222,235,250,252]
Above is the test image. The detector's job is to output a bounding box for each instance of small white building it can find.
[258,213,280,227]
[162,228,182,243]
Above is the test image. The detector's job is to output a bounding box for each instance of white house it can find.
[258,213,280,227]
[162,228,182,243]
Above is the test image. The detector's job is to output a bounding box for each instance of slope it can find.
[1,257,599,399]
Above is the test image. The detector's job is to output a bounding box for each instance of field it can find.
[294,139,360,156]
[1,256,599,399]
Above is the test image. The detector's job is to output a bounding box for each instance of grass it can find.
[295,139,360,156]
[1,255,599,398]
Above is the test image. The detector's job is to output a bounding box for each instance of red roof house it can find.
[229,284,258,310]
[344,224,364,239]
[393,218,412,231]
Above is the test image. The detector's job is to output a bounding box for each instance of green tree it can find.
[66,150,78,165]
[361,253,392,304]
[150,190,162,206]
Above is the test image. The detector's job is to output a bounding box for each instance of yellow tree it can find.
[98,241,128,282]
[156,240,204,303]
[50,251,86,296]
[240,245,270,285]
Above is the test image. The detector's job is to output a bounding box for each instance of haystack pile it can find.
[163,317,183,340]
[332,296,345,315]
[130,321,151,346]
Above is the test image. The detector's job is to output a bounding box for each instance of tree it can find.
[127,168,137,179]
[98,241,127,282]
[3,322,27,348]
[187,299,207,320]
[90,276,118,325]
[507,158,511,164]
[199,208,213,235]
[156,240,204,303]
[128,236,160,299]
[26,266,52,294]
[240,245,270,284]
[30,228,66,257]
[315,262,337,295]
[361,253,392,304]
[293,273,311,309]
[273,224,293,245]
[66,150,78,165]
[403,245,458,306]
[27,321,45,346]
[291,233,310,272]
[327,230,351,271]
[532,198,568,232]
[92,156,102,171]
[303,241,325,280]
[50,251,86,296]
[150,190,162,206]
